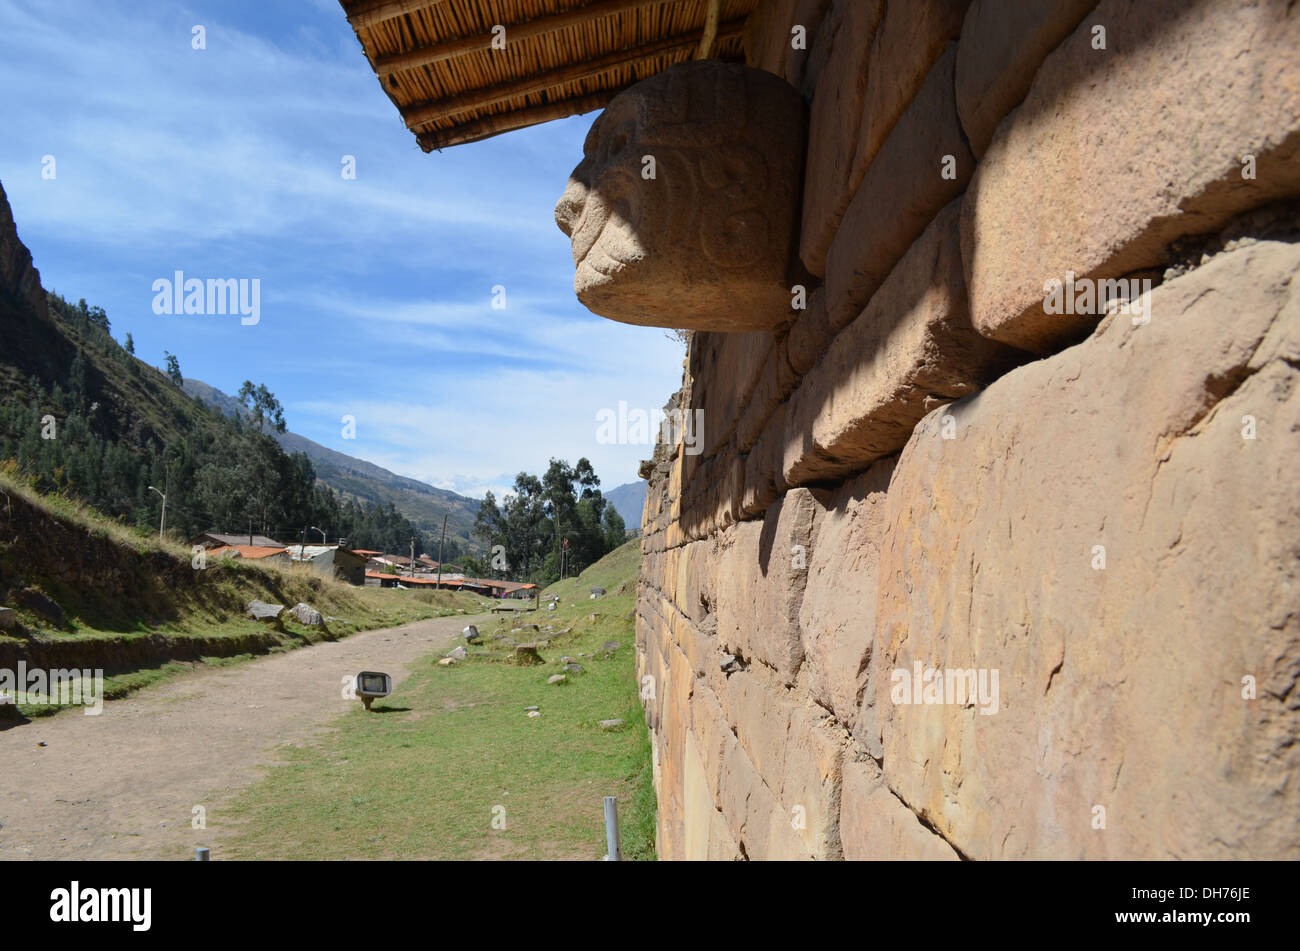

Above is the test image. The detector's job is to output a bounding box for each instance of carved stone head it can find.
[554,61,805,332]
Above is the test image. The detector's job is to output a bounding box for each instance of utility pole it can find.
[409,536,416,578]
[436,514,448,588]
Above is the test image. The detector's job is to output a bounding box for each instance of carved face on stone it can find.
[554,61,805,332]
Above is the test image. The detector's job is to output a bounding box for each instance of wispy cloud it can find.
[0,0,683,501]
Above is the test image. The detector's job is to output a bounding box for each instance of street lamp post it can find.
[148,485,167,540]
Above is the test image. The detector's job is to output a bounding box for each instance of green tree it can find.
[163,351,182,386]
[236,381,287,434]
[124,332,134,355]
[603,503,627,548]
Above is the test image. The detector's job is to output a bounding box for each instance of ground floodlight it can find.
[354,671,392,711]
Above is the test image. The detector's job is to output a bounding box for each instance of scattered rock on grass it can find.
[547,674,567,686]
[17,590,64,627]
[446,646,468,661]
[247,600,284,623]
[289,603,324,627]
[598,719,624,730]
[513,645,545,666]
[438,657,457,667]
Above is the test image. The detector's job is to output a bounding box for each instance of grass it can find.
[0,470,482,715]
[221,539,657,861]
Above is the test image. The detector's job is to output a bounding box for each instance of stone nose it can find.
[554,176,588,238]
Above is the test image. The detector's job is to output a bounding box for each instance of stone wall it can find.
[636,0,1300,859]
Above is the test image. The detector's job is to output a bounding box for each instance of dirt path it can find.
[0,612,486,860]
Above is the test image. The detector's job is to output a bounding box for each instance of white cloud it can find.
[0,0,683,504]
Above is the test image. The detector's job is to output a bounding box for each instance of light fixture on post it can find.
[353,671,392,711]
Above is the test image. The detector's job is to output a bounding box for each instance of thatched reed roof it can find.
[339,0,759,151]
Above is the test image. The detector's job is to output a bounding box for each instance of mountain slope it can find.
[605,480,647,527]
[0,180,441,555]
[183,379,480,546]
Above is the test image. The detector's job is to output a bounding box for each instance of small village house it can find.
[287,545,366,586]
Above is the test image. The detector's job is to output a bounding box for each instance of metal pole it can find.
[603,796,621,861]
[436,514,447,588]
[195,846,210,861]
[148,486,167,540]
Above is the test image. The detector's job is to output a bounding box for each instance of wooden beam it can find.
[417,89,623,151]
[375,0,668,78]
[347,0,446,31]
[695,0,722,59]
[404,20,746,129]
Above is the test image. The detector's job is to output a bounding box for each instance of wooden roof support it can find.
[404,18,746,129]
[375,0,669,78]
[417,89,623,150]
[695,0,721,59]
[347,0,447,31]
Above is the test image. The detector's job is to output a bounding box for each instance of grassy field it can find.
[221,539,656,861]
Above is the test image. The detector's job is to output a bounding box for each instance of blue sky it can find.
[0,0,685,499]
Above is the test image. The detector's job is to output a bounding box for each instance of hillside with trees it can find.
[0,185,452,557]
[183,378,480,552]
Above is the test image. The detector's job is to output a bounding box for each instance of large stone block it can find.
[954,0,1099,158]
[681,731,714,860]
[876,241,1300,859]
[674,537,717,627]
[825,44,973,331]
[735,332,802,454]
[961,0,1300,354]
[716,489,823,682]
[781,703,848,859]
[724,670,794,794]
[799,0,969,277]
[692,330,777,458]
[798,0,886,277]
[797,458,896,757]
[656,639,695,847]
[745,0,832,90]
[739,410,787,519]
[840,756,959,860]
[717,735,782,857]
[784,287,833,377]
[708,806,744,861]
[691,680,733,803]
[555,61,807,331]
[786,201,1016,487]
